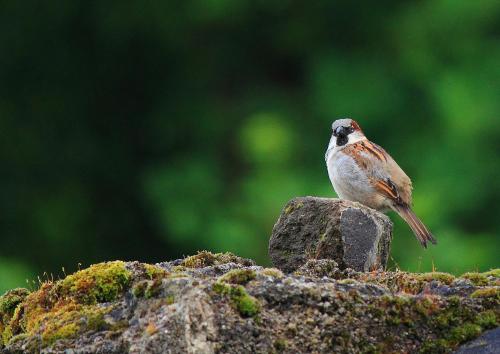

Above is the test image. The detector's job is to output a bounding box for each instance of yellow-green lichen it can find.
[145,322,158,336]
[218,269,256,284]
[284,201,303,214]
[57,261,131,304]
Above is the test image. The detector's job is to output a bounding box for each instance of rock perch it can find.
[269,197,393,272]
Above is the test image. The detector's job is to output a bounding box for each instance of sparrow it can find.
[325,118,436,248]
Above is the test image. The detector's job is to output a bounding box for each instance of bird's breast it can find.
[326,150,377,206]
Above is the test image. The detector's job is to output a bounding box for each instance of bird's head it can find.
[331,118,365,147]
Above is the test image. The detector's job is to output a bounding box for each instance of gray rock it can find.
[454,328,500,354]
[269,197,393,272]
[1,254,498,354]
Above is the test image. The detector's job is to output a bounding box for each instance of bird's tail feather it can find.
[392,204,437,248]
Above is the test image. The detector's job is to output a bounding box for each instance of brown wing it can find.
[343,140,435,247]
[373,179,403,205]
[343,140,413,206]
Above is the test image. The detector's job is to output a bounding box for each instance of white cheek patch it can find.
[325,131,367,162]
[347,132,365,144]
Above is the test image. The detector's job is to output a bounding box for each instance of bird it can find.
[325,118,437,248]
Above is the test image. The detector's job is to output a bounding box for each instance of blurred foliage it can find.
[1,1,499,292]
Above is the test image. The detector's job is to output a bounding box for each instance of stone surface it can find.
[1,253,498,354]
[269,197,393,273]
[454,328,500,354]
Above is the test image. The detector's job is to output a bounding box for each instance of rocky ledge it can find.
[0,252,498,353]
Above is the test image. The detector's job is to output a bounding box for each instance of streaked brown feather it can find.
[392,204,437,248]
[341,138,435,247]
[373,179,400,203]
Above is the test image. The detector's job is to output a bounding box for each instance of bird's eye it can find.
[334,126,346,137]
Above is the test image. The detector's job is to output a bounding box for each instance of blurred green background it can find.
[1,1,499,293]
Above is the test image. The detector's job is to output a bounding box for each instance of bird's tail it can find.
[392,204,437,248]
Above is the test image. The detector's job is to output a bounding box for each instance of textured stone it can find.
[0,255,498,354]
[269,197,393,272]
[454,328,500,354]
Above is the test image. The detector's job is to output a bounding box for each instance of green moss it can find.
[414,297,435,317]
[2,292,109,347]
[1,324,13,346]
[0,288,30,343]
[232,286,260,317]
[470,287,499,299]
[213,282,260,317]
[417,272,455,284]
[212,282,230,295]
[482,269,500,278]
[144,264,168,280]
[180,251,244,268]
[461,272,489,286]
[38,302,108,346]
[57,261,131,304]
[449,323,482,343]
[355,271,458,295]
[132,281,147,298]
[475,310,497,328]
[0,289,30,318]
[2,260,499,351]
[273,338,287,351]
[1,262,130,348]
[219,269,256,284]
[168,272,189,278]
[132,279,163,299]
[419,338,450,353]
[145,279,163,299]
[260,268,284,278]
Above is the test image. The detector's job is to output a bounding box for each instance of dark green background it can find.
[1,1,499,292]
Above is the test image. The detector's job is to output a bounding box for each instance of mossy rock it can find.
[0,261,135,349]
[0,254,498,353]
[56,261,131,304]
